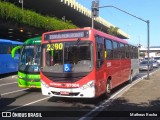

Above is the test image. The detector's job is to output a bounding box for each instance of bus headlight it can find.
[41,80,49,88]
[18,75,23,79]
[80,80,95,90]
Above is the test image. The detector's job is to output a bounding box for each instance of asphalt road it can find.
[0,68,159,120]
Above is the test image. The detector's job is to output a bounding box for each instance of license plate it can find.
[60,91,69,95]
[30,85,36,88]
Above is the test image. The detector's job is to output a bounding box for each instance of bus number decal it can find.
[107,62,111,67]
[66,83,79,88]
[47,43,63,51]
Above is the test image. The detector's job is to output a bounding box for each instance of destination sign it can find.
[44,31,89,40]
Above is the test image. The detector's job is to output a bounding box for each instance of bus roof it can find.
[0,39,23,44]
[24,36,41,45]
[93,28,128,44]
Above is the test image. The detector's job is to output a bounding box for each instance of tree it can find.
[107,26,119,36]
[139,52,145,58]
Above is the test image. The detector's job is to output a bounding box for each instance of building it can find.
[139,46,160,58]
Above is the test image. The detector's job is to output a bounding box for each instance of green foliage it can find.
[139,52,145,58]
[107,26,119,36]
[0,1,77,31]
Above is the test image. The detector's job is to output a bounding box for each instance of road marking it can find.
[1,88,29,96]
[0,75,17,81]
[5,97,51,112]
[79,80,140,120]
[11,75,17,78]
[138,73,146,75]
[0,82,17,87]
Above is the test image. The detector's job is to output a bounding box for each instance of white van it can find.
[154,56,160,65]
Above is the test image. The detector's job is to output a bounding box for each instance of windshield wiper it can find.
[75,38,81,45]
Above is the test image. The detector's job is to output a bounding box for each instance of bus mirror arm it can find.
[11,46,22,58]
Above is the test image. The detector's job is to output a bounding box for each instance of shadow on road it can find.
[0,88,41,111]
[0,98,16,109]
[107,97,160,111]
[93,98,160,120]
[0,72,17,79]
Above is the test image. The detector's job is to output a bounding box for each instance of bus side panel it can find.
[0,54,19,74]
[95,62,107,96]
[106,59,130,89]
[107,60,121,89]
[120,59,131,83]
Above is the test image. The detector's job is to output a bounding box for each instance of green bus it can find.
[12,36,41,88]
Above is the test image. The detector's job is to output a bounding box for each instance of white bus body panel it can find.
[41,82,95,98]
[131,59,139,77]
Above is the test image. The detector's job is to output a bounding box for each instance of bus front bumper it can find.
[41,80,95,98]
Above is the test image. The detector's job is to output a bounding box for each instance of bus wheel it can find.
[106,80,111,98]
[128,73,133,84]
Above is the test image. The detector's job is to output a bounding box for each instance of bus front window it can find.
[42,41,93,73]
[19,45,41,73]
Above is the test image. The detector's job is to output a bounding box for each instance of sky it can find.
[76,0,160,47]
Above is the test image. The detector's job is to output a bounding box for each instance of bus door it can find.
[119,43,129,83]
[95,36,106,95]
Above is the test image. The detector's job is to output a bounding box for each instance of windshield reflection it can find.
[19,45,41,73]
[42,41,93,73]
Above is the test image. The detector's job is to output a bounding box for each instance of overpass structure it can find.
[1,0,129,41]
[139,46,160,57]
[140,46,160,52]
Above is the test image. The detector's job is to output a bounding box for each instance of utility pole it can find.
[91,0,99,28]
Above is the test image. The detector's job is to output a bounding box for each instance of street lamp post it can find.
[19,0,24,10]
[95,5,150,79]
[147,20,150,80]
[62,16,66,22]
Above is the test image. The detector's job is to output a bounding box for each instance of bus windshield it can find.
[19,45,41,73]
[42,41,93,73]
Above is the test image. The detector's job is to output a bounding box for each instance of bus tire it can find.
[128,73,133,84]
[105,80,111,98]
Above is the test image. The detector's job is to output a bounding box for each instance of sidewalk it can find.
[107,69,160,111]
[95,69,160,120]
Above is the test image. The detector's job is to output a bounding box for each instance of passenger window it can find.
[125,44,130,58]
[120,43,125,58]
[105,39,113,59]
[96,36,104,69]
[113,41,120,59]
[7,46,12,54]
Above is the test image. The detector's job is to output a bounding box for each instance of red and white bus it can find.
[40,27,139,98]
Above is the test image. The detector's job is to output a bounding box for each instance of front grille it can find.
[51,91,80,96]
[18,77,40,82]
[42,72,89,83]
